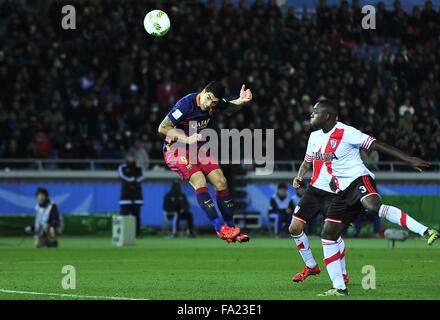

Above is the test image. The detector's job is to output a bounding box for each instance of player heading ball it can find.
[158,82,253,244]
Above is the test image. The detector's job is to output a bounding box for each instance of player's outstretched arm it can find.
[158,116,201,144]
[370,140,430,172]
[224,84,253,115]
[293,160,311,188]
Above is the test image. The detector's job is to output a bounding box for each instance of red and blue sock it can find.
[215,188,235,227]
[196,187,222,232]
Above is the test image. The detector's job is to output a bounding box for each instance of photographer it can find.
[26,188,63,248]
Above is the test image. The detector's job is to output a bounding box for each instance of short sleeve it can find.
[167,99,190,125]
[304,135,313,162]
[345,126,376,149]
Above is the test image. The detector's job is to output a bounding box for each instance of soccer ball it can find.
[143,10,170,37]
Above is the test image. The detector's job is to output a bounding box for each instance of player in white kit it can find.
[307,99,438,296]
[289,142,349,284]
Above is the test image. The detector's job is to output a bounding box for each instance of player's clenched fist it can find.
[187,133,203,144]
[293,176,303,189]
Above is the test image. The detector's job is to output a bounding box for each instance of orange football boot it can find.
[292,265,321,282]
[217,225,241,243]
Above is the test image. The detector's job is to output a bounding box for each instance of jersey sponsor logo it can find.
[310,128,344,189]
[190,119,210,129]
[172,109,183,120]
[313,151,338,161]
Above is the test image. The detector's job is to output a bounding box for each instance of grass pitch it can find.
[0,236,439,300]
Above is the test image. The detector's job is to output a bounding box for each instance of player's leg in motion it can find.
[207,169,234,227]
[189,171,223,233]
[337,235,349,284]
[289,189,348,284]
[289,217,320,282]
[361,194,438,245]
[206,169,249,243]
[318,221,348,296]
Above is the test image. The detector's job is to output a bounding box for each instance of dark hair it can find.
[36,187,49,197]
[317,98,339,116]
[277,182,288,190]
[204,81,225,100]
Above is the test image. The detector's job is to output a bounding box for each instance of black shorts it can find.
[326,175,379,225]
[293,186,336,224]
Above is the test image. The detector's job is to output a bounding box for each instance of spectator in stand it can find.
[0,0,438,170]
[268,182,295,237]
[156,69,179,106]
[34,131,52,159]
[130,139,150,170]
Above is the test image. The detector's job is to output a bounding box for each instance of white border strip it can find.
[0,289,148,300]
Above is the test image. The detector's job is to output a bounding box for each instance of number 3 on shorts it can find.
[359,186,367,193]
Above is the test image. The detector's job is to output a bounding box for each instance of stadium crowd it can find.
[0,0,439,169]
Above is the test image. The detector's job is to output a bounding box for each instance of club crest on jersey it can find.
[330,139,337,148]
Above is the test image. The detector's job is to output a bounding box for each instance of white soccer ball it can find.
[143,10,170,37]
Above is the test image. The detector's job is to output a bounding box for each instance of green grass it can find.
[0,236,439,300]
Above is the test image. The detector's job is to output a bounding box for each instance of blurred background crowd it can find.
[0,0,439,169]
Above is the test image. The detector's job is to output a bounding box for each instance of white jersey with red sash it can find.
[304,121,376,192]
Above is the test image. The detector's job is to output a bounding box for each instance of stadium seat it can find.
[267,213,277,235]
[233,211,262,229]
[162,211,188,236]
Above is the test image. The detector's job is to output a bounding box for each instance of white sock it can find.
[379,205,428,236]
[337,237,347,275]
[291,232,317,268]
[322,239,346,290]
